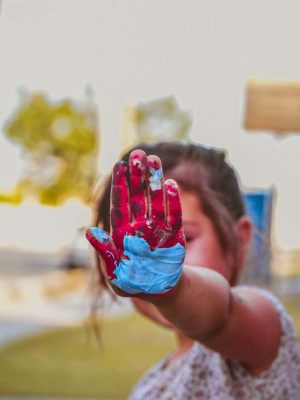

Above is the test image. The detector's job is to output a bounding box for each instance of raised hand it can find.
[86,149,186,296]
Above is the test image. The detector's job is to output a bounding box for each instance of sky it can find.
[0,0,300,249]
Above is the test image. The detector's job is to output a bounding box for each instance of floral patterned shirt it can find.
[129,288,300,399]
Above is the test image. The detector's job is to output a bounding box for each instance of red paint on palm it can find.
[89,149,186,285]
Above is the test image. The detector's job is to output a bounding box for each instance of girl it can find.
[86,142,300,399]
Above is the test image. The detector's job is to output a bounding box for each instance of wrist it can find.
[149,269,187,309]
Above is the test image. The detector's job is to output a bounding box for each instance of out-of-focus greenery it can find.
[0,299,298,399]
[0,313,175,399]
[281,296,300,340]
[135,96,192,142]
[4,91,99,205]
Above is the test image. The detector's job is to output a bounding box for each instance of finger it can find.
[111,161,130,234]
[129,150,148,222]
[86,227,120,279]
[165,179,182,232]
[147,155,165,223]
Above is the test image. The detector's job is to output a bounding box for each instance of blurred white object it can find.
[0,198,91,252]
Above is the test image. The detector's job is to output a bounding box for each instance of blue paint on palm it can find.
[112,235,185,294]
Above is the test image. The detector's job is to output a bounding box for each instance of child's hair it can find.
[93,141,246,289]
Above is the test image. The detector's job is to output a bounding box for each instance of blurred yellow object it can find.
[119,96,192,154]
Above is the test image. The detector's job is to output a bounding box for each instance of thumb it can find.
[86,227,120,280]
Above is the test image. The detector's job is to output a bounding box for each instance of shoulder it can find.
[228,286,300,396]
[234,285,300,373]
[235,285,297,341]
[204,284,280,375]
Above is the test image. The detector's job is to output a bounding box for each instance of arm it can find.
[152,266,281,375]
[131,298,175,329]
[86,149,281,375]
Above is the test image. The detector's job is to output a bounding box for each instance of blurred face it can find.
[180,189,234,282]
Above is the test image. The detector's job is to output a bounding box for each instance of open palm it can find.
[86,149,185,296]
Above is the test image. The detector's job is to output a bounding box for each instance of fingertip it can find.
[165,179,179,193]
[165,178,178,185]
[86,227,113,249]
[130,149,147,160]
[112,161,128,181]
[129,150,147,173]
[147,154,162,170]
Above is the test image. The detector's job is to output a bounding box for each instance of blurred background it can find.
[0,0,300,399]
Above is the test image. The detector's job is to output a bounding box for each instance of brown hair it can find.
[93,141,245,288]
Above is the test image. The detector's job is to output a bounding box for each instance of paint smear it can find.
[89,227,112,243]
[112,235,185,294]
[149,167,163,191]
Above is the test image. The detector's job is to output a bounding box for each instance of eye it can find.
[185,235,195,243]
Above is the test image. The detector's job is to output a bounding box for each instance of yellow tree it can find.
[4,90,99,205]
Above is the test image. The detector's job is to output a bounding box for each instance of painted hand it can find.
[86,150,186,296]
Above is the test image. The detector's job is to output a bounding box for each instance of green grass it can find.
[281,297,300,340]
[0,313,175,399]
[0,300,299,399]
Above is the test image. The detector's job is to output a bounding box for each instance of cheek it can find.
[184,239,232,281]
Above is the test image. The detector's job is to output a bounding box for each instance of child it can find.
[86,142,300,399]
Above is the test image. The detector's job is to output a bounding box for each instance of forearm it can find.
[131,298,175,329]
[151,265,231,342]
